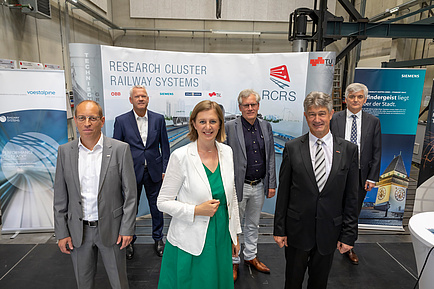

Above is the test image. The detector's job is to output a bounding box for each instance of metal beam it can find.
[369,0,427,22]
[412,16,434,24]
[381,57,434,68]
[336,38,361,63]
[326,22,434,38]
[337,0,363,21]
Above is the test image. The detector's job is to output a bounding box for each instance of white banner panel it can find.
[70,44,335,215]
[0,69,68,232]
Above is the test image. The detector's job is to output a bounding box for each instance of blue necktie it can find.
[350,115,357,144]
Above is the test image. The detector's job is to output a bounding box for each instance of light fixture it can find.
[211,30,261,35]
[388,6,399,14]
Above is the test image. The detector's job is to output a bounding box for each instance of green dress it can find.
[158,163,234,289]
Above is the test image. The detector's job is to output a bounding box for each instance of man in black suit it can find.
[274,91,359,289]
[330,82,382,265]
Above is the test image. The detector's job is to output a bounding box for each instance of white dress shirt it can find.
[133,109,148,147]
[309,131,333,182]
[134,109,148,166]
[78,134,103,221]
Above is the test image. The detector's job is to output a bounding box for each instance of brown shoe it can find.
[233,264,239,282]
[244,257,270,273]
[346,249,359,265]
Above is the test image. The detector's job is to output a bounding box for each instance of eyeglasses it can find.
[76,115,101,122]
[240,103,259,108]
[347,94,365,100]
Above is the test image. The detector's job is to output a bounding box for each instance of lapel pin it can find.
[336,151,341,154]
[107,155,111,157]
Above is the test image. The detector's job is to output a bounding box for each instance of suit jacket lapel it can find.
[337,110,346,138]
[189,142,212,197]
[235,118,247,160]
[99,135,113,194]
[259,119,270,157]
[146,111,155,149]
[70,140,80,194]
[322,136,343,193]
[360,111,368,154]
[128,110,144,147]
[300,134,317,188]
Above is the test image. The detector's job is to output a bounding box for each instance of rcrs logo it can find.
[263,65,296,102]
[310,57,334,67]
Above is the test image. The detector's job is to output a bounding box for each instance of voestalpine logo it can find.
[310,57,334,67]
[270,65,290,89]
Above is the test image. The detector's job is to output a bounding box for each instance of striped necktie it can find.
[315,139,326,192]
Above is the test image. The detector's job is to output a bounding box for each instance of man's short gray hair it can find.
[303,91,333,112]
[130,85,147,97]
[345,83,368,99]
[237,89,260,105]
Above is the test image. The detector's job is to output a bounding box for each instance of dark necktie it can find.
[350,115,357,144]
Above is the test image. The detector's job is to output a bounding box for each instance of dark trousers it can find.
[284,244,334,289]
[136,168,164,241]
[355,170,367,241]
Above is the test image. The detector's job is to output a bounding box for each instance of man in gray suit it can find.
[330,83,382,265]
[225,89,276,281]
[54,100,137,289]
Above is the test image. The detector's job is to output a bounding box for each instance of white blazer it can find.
[157,141,242,256]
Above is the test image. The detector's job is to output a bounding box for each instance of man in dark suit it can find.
[330,82,382,265]
[274,91,359,289]
[226,89,276,281]
[54,100,137,289]
[113,85,170,258]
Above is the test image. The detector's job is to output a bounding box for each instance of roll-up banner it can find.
[354,68,426,230]
[69,44,335,215]
[0,69,68,233]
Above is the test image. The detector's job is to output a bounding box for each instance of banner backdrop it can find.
[70,44,335,215]
[0,69,68,233]
[354,68,425,230]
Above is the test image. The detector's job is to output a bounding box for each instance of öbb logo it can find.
[111,92,121,97]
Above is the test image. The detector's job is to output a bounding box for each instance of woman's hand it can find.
[232,236,240,257]
[194,199,220,217]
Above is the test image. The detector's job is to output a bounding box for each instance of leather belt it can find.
[83,220,98,227]
[244,179,262,186]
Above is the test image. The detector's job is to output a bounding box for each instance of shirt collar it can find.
[78,133,104,152]
[309,130,332,147]
[133,109,148,120]
[346,108,362,119]
[241,116,257,129]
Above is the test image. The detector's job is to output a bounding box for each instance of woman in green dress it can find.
[157,100,242,289]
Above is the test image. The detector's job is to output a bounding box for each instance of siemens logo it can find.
[402,74,419,78]
[27,90,56,95]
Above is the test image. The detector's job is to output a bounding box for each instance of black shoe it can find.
[154,240,165,257]
[126,243,134,260]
